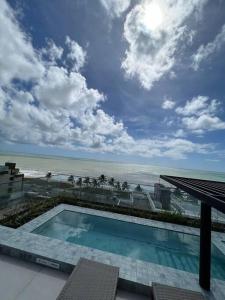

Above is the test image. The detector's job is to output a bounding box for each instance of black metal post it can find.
[199,202,211,290]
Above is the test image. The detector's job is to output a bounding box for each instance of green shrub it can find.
[0,195,224,232]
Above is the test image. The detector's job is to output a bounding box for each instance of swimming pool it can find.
[33,210,225,280]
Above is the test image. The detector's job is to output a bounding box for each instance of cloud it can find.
[65,36,86,71]
[0,0,215,161]
[169,71,176,79]
[182,115,225,133]
[205,159,220,163]
[106,134,212,159]
[40,40,63,64]
[80,109,124,136]
[175,96,225,134]
[175,96,218,116]
[0,1,116,151]
[162,99,175,109]
[174,129,186,138]
[33,66,103,112]
[122,0,207,90]
[191,24,225,70]
[0,88,6,120]
[99,0,130,18]
[0,0,44,86]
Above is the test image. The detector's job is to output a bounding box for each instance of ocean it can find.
[0,152,225,185]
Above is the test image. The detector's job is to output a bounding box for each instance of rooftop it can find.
[0,204,224,299]
[1,170,225,299]
[0,254,148,300]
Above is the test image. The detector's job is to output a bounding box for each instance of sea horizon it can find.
[1,151,225,185]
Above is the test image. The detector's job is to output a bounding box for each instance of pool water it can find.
[33,210,225,280]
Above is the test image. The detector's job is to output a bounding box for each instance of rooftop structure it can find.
[0,162,24,203]
[154,183,171,210]
[160,175,225,291]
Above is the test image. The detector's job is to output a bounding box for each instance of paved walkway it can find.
[0,254,148,300]
[0,254,67,300]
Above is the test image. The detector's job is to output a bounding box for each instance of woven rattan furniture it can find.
[57,258,119,300]
[152,283,205,300]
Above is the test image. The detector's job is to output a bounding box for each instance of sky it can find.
[0,0,225,171]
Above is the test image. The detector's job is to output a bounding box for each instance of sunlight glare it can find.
[142,2,163,31]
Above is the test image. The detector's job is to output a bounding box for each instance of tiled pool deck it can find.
[0,204,225,299]
[0,253,148,300]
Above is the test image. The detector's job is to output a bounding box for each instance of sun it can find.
[142,2,163,31]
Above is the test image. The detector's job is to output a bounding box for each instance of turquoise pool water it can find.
[33,210,225,280]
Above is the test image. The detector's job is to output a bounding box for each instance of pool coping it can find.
[0,204,224,299]
[19,204,225,254]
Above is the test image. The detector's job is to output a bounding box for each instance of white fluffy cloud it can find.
[176,96,225,134]
[33,66,103,113]
[174,129,186,138]
[122,0,207,90]
[104,133,211,159]
[0,0,215,160]
[0,0,44,85]
[162,99,175,110]
[191,24,225,70]
[40,40,63,64]
[99,0,130,18]
[182,115,225,133]
[65,36,86,71]
[0,0,118,151]
[175,96,218,116]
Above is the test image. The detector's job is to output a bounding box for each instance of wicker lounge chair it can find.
[57,258,119,300]
[152,283,205,300]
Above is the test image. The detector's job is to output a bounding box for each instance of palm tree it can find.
[135,184,142,192]
[68,175,74,184]
[122,181,129,191]
[76,177,83,199]
[45,172,52,191]
[92,178,98,188]
[76,177,83,187]
[46,172,52,180]
[83,176,90,186]
[115,181,121,190]
[108,177,115,187]
[98,174,106,185]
